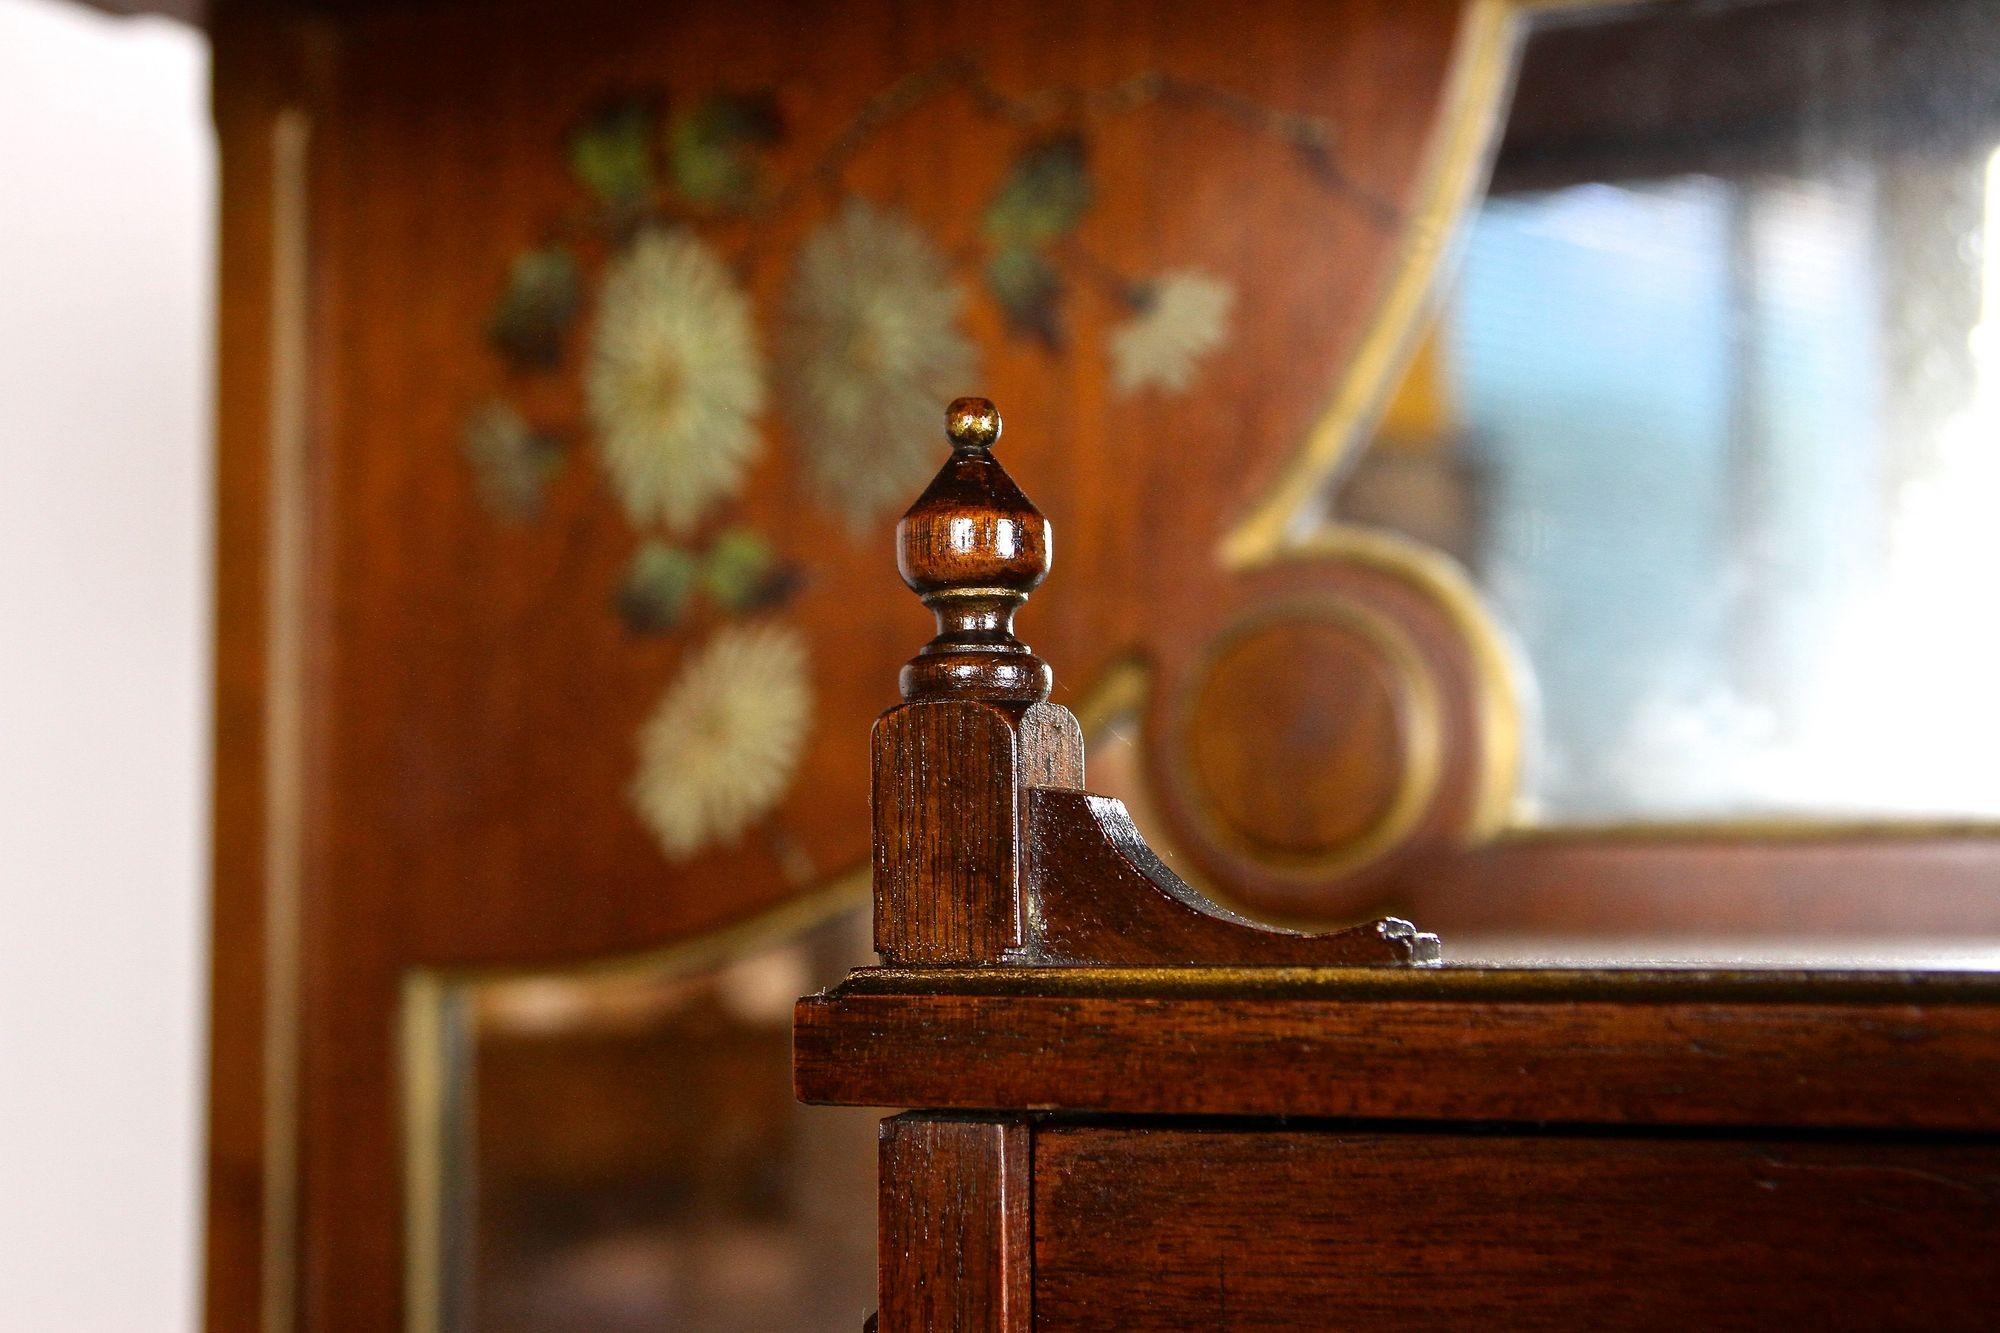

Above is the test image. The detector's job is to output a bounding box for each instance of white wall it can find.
[0,0,213,1327]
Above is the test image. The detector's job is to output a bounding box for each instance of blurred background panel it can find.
[445,909,876,1332]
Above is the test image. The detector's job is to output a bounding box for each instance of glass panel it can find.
[441,906,877,1332]
[1342,0,2000,824]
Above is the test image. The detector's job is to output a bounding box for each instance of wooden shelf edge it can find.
[793,976,2000,1132]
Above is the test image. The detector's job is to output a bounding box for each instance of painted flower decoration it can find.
[470,73,1393,873]
[587,228,766,533]
[1109,270,1235,396]
[777,199,977,531]
[631,622,812,860]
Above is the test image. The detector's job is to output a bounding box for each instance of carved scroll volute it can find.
[872,399,1438,968]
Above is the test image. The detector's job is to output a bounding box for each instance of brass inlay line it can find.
[826,963,2000,1004]
[1221,0,1548,570]
[1496,817,2000,843]
[262,105,312,1333]
[398,974,454,1333]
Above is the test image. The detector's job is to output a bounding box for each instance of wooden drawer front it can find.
[1032,1126,2000,1330]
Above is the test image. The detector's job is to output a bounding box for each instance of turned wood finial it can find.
[896,397,1054,703]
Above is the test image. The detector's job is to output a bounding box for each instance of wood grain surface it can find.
[1032,1125,2000,1330]
[796,968,2000,1131]
[879,1115,1033,1333]
[1026,789,1435,964]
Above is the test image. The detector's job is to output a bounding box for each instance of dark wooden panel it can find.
[872,703,1033,965]
[796,968,2000,1131]
[1033,1126,2000,1330]
[879,1115,1033,1333]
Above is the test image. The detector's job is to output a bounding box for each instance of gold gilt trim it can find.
[833,964,2000,1004]
[1170,597,1446,882]
[262,104,313,1333]
[1205,0,1576,849]
[398,873,868,1333]
[1220,0,1570,569]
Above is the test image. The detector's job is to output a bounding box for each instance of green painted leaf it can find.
[982,135,1092,249]
[617,540,701,633]
[702,526,799,613]
[462,401,565,521]
[486,247,582,369]
[567,97,658,207]
[667,91,782,213]
[984,246,1065,348]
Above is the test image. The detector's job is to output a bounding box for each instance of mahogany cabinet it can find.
[793,400,2000,1329]
[197,0,2000,1324]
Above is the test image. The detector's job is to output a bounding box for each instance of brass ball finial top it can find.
[945,396,1001,451]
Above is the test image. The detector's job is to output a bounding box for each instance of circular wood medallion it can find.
[1176,601,1442,878]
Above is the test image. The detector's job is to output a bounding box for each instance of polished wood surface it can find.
[878,1116,1033,1333]
[1034,1127,2000,1330]
[873,700,1083,965]
[1025,790,1435,964]
[894,399,1054,706]
[798,967,2000,1131]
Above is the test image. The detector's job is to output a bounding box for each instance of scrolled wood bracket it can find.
[872,398,1439,967]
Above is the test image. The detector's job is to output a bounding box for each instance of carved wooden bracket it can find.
[872,399,1440,967]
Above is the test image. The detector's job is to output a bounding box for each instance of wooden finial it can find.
[896,398,1052,703]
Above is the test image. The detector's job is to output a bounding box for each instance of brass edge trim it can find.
[1170,597,1445,882]
[398,872,869,1331]
[262,105,312,1333]
[823,964,2000,1004]
[398,974,452,1333]
[1494,818,2000,844]
[419,868,869,990]
[1219,0,1534,568]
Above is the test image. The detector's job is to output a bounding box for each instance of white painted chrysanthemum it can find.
[631,623,812,862]
[588,229,766,533]
[1109,271,1235,396]
[778,199,977,530]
